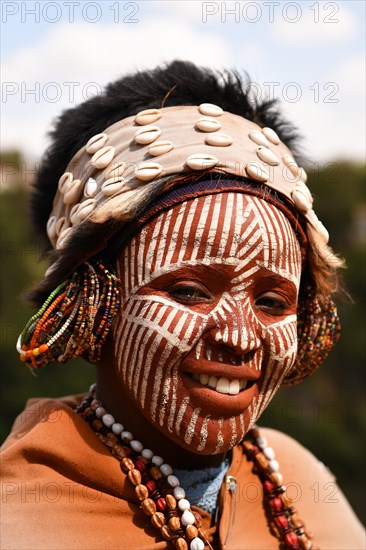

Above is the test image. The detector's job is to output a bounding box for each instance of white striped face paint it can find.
[113,193,302,454]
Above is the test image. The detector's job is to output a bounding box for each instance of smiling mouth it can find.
[189,373,254,395]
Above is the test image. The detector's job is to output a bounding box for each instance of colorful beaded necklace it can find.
[77,385,315,550]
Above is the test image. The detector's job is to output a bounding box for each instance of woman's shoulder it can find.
[260,426,334,476]
[250,427,365,548]
[1,394,85,452]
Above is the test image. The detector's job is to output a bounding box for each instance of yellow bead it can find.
[32,348,40,356]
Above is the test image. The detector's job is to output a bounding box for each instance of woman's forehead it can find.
[120,193,302,288]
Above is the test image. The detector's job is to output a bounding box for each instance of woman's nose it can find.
[207,298,261,354]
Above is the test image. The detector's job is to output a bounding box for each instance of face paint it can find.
[113,193,302,454]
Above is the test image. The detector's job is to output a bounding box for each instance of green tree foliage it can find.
[1,159,364,522]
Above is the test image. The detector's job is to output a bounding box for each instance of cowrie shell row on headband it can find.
[47,103,338,267]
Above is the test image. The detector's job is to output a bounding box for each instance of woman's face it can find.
[113,192,302,454]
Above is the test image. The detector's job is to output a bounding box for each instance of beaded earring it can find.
[283,286,341,385]
[17,262,120,369]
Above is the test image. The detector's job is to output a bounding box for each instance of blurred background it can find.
[1,0,365,524]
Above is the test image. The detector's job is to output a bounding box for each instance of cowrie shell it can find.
[106,162,127,179]
[300,167,308,183]
[76,198,96,221]
[198,103,223,117]
[46,216,57,241]
[292,189,311,212]
[148,140,174,157]
[282,153,295,166]
[85,133,108,155]
[56,227,72,249]
[58,172,73,193]
[55,216,67,236]
[64,179,82,204]
[186,154,218,170]
[287,162,302,179]
[101,177,126,197]
[288,163,301,178]
[245,162,269,182]
[297,166,307,181]
[205,133,233,147]
[135,108,162,126]
[84,177,98,198]
[256,146,280,166]
[316,220,329,244]
[91,146,115,169]
[134,125,162,145]
[135,162,163,182]
[305,208,318,227]
[248,131,271,148]
[195,117,221,132]
[103,175,125,187]
[283,154,302,180]
[295,181,313,204]
[70,203,80,225]
[262,127,280,145]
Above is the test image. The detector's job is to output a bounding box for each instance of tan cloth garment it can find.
[1,395,364,549]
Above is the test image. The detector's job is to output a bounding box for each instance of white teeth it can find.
[199,374,209,385]
[192,374,249,395]
[216,377,230,394]
[229,379,240,395]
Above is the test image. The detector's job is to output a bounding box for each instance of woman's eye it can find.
[255,293,289,315]
[166,283,212,304]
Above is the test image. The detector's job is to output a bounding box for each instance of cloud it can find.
[281,54,365,162]
[270,2,357,46]
[144,1,204,23]
[1,5,364,163]
[332,54,365,97]
[1,16,231,157]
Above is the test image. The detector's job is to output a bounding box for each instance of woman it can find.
[1,61,364,549]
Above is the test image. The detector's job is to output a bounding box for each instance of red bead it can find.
[146,480,157,493]
[135,460,147,472]
[264,480,274,493]
[271,497,283,511]
[275,515,288,529]
[285,531,299,547]
[156,497,167,512]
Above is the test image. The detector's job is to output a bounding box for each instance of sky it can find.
[1,0,365,163]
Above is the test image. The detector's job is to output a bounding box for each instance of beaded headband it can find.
[47,104,341,268]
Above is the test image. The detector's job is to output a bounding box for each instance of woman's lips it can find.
[190,372,251,395]
[179,358,261,412]
[181,357,261,383]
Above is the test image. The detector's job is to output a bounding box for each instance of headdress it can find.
[47,104,336,267]
[17,103,341,382]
